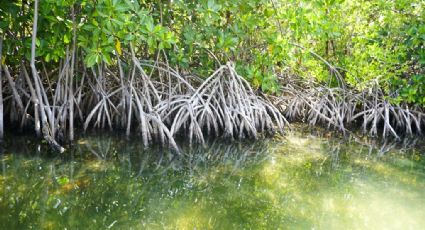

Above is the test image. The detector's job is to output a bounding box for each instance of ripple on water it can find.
[0,132,424,229]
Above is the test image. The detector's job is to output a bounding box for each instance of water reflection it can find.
[1,132,424,229]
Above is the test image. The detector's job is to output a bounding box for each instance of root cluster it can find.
[273,80,425,139]
[1,58,287,152]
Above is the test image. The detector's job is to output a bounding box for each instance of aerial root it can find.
[79,61,287,151]
[275,81,424,138]
[157,63,288,145]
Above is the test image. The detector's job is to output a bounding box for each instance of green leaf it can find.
[102,53,112,65]
[85,53,98,67]
[64,34,70,44]
[45,53,51,62]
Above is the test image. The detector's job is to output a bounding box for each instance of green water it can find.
[1,131,425,229]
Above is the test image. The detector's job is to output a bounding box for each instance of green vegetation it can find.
[0,0,424,149]
[2,0,423,97]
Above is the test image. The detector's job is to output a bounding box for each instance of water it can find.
[1,131,424,229]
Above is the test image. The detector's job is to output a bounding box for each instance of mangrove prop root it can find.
[275,80,424,138]
[1,55,286,152]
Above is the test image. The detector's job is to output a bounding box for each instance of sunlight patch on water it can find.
[172,205,214,229]
[348,188,425,229]
[0,132,424,229]
[259,157,284,186]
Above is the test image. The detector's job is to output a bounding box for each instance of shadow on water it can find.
[1,131,425,229]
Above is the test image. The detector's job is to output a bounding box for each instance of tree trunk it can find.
[30,0,64,153]
[0,36,4,140]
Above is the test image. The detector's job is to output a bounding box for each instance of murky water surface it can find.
[1,131,424,229]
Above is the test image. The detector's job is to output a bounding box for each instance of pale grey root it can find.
[274,80,424,139]
[1,52,286,152]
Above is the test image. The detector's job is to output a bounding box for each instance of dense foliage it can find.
[1,0,424,105]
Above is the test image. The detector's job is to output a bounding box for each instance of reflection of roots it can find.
[74,135,271,177]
